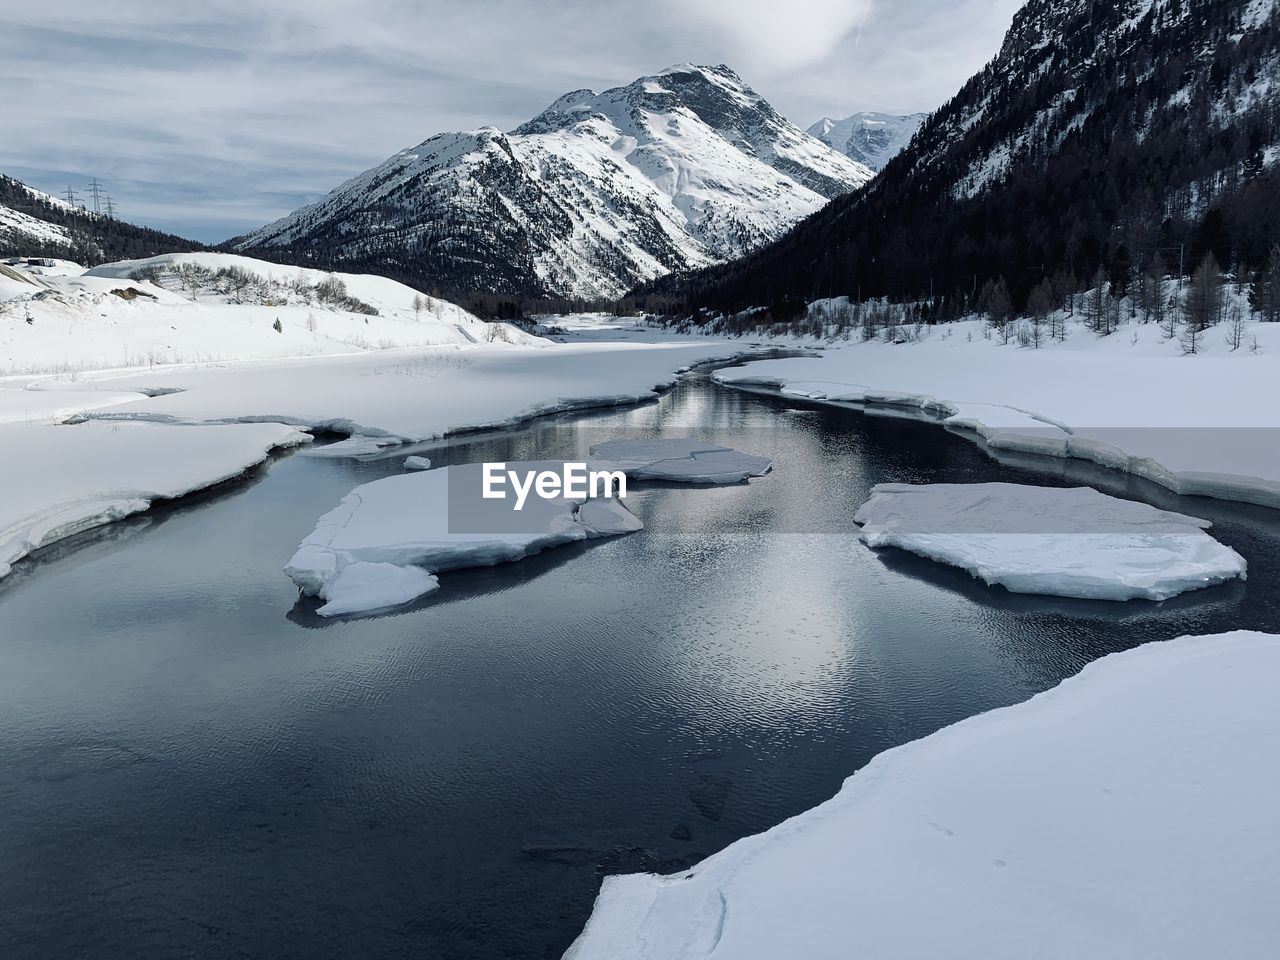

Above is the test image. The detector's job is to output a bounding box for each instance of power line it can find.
[103,193,117,219]
[64,184,80,207]
[88,177,104,215]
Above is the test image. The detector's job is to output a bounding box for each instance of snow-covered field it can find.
[714,314,1280,509]
[46,338,749,442]
[567,630,1280,960]
[854,482,1245,601]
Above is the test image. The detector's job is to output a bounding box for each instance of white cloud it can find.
[660,0,874,73]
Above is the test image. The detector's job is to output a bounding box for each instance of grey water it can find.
[3,368,1280,959]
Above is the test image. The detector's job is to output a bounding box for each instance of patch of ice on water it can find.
[589,438,773,484]
[285,461,641,616]
[853,482,1245,601]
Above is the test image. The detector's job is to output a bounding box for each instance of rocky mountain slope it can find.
[231,65,873,305]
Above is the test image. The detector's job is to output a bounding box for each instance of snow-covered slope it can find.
[1,251,536,375]
[568,630,1280,960]
[231,65,873,301]
[806,112,926,172]
[1,201,74,251]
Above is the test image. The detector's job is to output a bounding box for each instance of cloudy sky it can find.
[1,0,1024,242]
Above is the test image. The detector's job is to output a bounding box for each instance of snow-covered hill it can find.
[806,112,926,172]
[0,252,536,376]
[231,64,873,302]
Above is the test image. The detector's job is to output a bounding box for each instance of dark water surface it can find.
[3,370,1280,959]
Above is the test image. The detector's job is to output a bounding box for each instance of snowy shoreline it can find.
[566,630,1280,960]
[0,420,310,579]
[0,333,761,582]
[712,322,1280,512]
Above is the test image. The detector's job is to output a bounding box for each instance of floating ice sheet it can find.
[854,482,1245,600]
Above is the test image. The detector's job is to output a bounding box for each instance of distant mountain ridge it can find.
[806,112,927,172]
[230,64,873,306]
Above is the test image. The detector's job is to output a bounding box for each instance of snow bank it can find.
[588,438,773,483]
[285,462,641,616]
[712,318,1280,510]
[0,420,309,578]
[566,630,1280,960]
[854,482,1245,601]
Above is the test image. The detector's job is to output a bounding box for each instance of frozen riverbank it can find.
[713,318,1280,509]
[567,630,1280,960]
[0,331,750,580]
[0,419,308,577]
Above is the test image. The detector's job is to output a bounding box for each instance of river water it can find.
[2,367,1279,959]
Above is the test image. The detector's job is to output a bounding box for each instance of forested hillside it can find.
[634,0,1280,321]
[0,175,203,264]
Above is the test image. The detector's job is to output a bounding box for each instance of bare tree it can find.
[979,277,1014,342]
[1224,302,1246,351]
[1027,279,1054,349]
[1185,255,1224,333]
[1083,267,1108,334]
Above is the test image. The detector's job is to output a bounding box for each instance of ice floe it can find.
[403,456,432,470]
[566,630,1280,960]
[285,461,641,616]
[854,482,1245,601]
[588,438,773,484]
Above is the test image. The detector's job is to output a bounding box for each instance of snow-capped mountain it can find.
[1,174,201,263]
[806,112,927,172]
[230,65,873,302]
[644,0,1280,314]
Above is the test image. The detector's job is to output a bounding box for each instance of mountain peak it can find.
[658,63,744,84]
[806,111,927,172]
[234,64,872,302]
